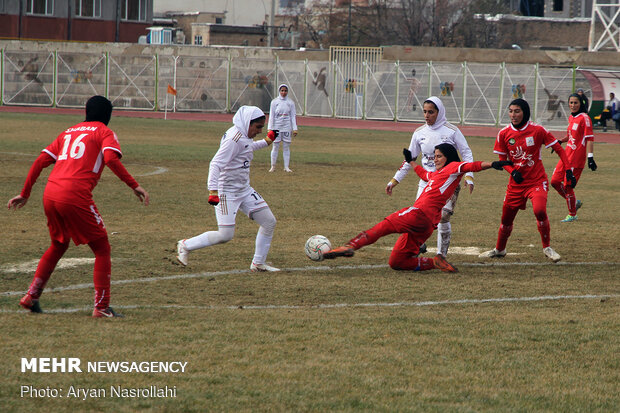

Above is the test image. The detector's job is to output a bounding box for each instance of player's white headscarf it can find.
[425,96,447,130]
[278,84,289,100]
[233,105,265,137]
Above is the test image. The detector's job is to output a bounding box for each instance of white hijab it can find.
[232,105,265,137]
[277,84,289,100]
[425,96,447,130]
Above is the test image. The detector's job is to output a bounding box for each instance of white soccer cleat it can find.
[543,246,561,262]
[478,248,507,258]
[176,239,189,266]
[268,166,275,172]
[283,167,293,173]
[250,262,280,272]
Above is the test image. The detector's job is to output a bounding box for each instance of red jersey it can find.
[565,113,593,169]
[412,161,483,225]
[494,122,557,187]
[42,121,123,203]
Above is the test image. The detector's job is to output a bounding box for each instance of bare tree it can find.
[296,0,510,48]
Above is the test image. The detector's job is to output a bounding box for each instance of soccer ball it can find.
[304,235,332,261]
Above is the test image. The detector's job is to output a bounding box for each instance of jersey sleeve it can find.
[42,132,64,160]
[268,100,276,130]
[20,152,56,198]
[540,126,559,148]
[290,101,298,131]
[101,129,123,158]
[493,131,507,156]
[251,138,269,151]
[104,151,139,189]
[207,136,238,191]
[458,161,483,173]
[414,165,431,181]
[583,115,594,142]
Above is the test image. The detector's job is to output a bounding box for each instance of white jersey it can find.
[393,122,474,191]
[268,98,297,133]
[207,126,269,194]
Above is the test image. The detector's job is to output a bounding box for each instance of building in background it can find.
[0,0,153,42]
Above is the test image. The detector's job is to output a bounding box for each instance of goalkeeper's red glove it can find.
[208,190,220,206]
[266,130,279,143]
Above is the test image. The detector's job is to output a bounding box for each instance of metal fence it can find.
[0,48,595,129]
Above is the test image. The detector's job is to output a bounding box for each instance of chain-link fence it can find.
[0,48,597,129]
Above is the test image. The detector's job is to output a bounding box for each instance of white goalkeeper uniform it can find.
[182,106,277,267]
[268,83,298,170]
[392,96,474,257]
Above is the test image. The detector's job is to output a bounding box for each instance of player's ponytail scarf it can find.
[568,93,589,116]
[424,96,447,130]
[435,143,461,166]
[277,84,289,100]
[233,105,265,137]
[85,95,113,126]
[509,98,530,129]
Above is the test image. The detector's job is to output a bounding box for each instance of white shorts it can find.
[215,187,269,226]
[274,131,292,143]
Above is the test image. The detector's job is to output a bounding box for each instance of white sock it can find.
[437,221,451,256]
[270,141,280,167]
[251,208,276,264]
[283,141,291,169]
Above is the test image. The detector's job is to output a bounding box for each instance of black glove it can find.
[588,156,597,171]
[491,160,513,170]
[566,169,577,188]
[403,148,413,163]
[511,170,524,184]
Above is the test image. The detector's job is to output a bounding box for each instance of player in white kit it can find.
[268,84,298,172]
[386,96,475,258]
[176,106,280,272]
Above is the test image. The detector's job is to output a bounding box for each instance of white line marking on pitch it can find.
[0,262,616,297]
[1,258,95,274]
[125,164,169,177]
[0,155,168,176]
[0,294,617,314]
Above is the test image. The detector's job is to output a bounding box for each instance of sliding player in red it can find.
[8,96,149,317]
[323,143,511,272]
[550,93,597,222]
[479,98,574,262]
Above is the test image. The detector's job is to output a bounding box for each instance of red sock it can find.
[348,219,397,250]
[27,240,69,299]
[389,255,435,271]
[537,218,551,248]
[89,237,111,310]
[565,189,576,216]
[496,224,513,252]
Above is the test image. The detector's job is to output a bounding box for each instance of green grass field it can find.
[1,112,618,412]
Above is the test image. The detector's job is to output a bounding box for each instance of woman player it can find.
[479,98,575,262]
[268,84,298,172]
[323,144,511,273]
[550,93,597,222]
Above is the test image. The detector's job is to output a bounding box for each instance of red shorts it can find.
[504,181,549,210]
[386,207,435,256]
[43,197,107,245]
[551,163,583,186]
